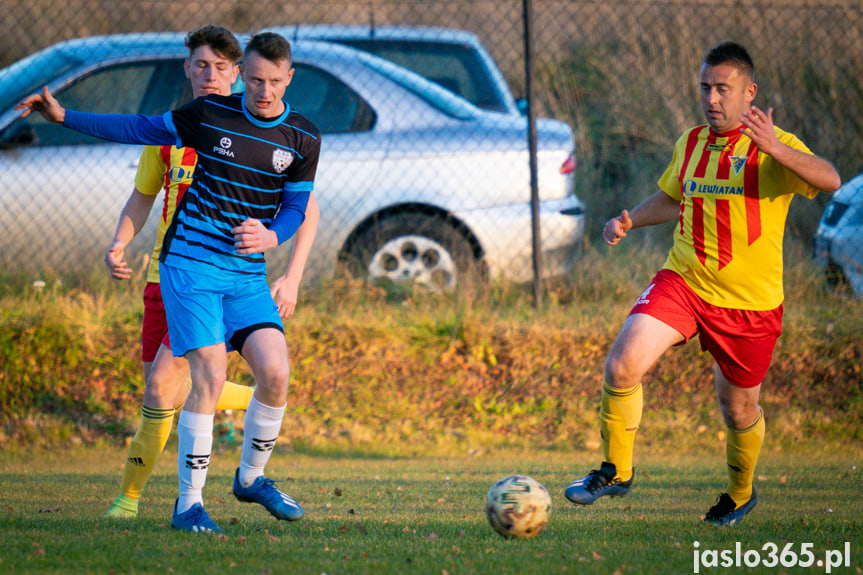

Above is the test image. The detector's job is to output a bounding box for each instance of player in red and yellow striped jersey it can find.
[102,26,320,519]
[658,121,817,310]
[134,144,197,287]
[564,42,840,526]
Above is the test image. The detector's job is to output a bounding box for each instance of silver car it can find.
[813,173,863,297]
[0,33,584,290]
[265,24,523,116]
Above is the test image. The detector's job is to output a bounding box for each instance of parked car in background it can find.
[267,25,523,116]
[813,173,863,297]
[0,34,193,277]
[0,32,583,291]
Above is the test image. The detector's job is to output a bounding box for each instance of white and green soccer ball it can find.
[485,475,551,538]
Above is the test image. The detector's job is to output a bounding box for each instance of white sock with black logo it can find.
[238,396,286,487]
[176,410,215,514]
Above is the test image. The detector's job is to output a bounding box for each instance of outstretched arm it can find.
[741,105,841,193]
[105,189,158,280]
[16,86,178,146]
[603,190,680,246]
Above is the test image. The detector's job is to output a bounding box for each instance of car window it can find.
[285,63,375,134]
[142,58,194,113]
[0,49,83,112]
[359,57,476,121]
[2,60,186,147]
[332,39,507,113]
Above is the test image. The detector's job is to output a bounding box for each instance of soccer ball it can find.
[485,475,551,539]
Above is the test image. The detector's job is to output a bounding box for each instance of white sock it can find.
[176,410,215,514]
[239,396,286,487]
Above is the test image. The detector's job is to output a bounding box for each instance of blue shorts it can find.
[159,262,283,357]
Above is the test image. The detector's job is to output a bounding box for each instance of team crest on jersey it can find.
[730,156,748,175]
[272,149,294,173]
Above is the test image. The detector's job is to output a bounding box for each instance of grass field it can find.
[1,444,860,574]
[1,245,860,573]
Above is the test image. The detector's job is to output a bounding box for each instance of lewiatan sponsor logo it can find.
[684,179,744,196]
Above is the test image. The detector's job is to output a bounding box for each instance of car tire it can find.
[341,212,483,293]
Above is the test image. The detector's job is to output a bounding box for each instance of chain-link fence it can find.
[2,1,861,295]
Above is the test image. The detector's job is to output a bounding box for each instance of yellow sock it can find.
[726,410,765,507]
[216,381,254,411]
[174,378,253,414]
[118,406,174,500]
[600,381,642,482]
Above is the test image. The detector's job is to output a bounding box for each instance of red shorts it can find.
[141,282,171,362]
[629,269,783,388]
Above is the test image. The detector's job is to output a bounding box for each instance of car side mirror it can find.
[0,121,37,149]
[516,98,528,116]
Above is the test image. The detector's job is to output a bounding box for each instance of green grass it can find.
[1,246,860,572]
[1,445,860,574]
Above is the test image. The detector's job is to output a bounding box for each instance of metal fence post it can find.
[522,0,542,307]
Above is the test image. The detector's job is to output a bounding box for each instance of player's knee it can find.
[258,361,291,391]
[719,401,759,430]
[145,371,185,403]
[604,354,640,389]
[198,364,227,385]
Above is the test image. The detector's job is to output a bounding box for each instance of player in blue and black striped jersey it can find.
[18,32,321,534]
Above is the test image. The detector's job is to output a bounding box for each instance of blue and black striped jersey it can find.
[160,93,320,277]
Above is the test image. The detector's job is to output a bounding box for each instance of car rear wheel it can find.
[341,212,482,292]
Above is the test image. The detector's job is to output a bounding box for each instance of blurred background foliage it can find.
[1,246,859,453]
[1,1,860,451]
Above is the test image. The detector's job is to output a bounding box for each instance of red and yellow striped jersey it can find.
[134,145,197,283]
[657,125,818,310]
